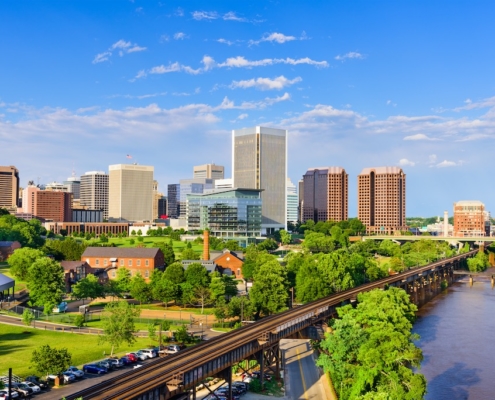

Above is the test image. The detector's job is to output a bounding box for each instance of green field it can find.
[0,324,156,378]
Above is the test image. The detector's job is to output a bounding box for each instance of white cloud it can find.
[93,39,146,64]
[250,32,297,45]
[403,133,437,141]
[213,93,291,111]
[399,158,415,167]
[428,154,437,164]
[174,32,188,40]
[335,52,364,61]
[223,11,246,22]
[217,38,234,46]
[191,11,219,20]
[453,96,495,111]
[160,35,170,43]
[230,76,302,90]
[436,160,458,168]
[238,113,248,120]
[149,63,183,74]
[175,7,184,17]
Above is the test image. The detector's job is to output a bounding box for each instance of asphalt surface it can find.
[281,339,326,400]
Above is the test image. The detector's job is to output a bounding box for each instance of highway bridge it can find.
[350,235,494,243]
[65,250,477,400]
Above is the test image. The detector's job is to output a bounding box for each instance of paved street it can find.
[281,339,327,400]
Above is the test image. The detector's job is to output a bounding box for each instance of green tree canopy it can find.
[130,273,152,304]
[157,243,175,266]
[30,345,72,378]
[184,263,210,288]
[180,247,200,260]
[71,274,104,302]
[7,247,45,280]
[27,257,65,313]
[163,262,185,285]
[115,267,132,293]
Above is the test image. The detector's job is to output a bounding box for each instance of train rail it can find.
[66,250,476,399]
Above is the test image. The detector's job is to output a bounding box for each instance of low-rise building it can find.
[0,241,21,262]
[81,247,164,282]
[60,260,108,292]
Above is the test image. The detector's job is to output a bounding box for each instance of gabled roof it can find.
[82,247,161,258]
[60,261,91,271]
[212,250,244,263]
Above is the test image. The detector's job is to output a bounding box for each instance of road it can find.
[281,339,327,400]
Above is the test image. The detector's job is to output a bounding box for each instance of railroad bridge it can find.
[66,250,476,400]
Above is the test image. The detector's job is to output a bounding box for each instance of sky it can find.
[1,1,494,217]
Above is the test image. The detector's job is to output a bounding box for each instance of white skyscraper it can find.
[232,126,287,233]
[287,178,298,224]
[108,164,154,222]
[80,171,109,219]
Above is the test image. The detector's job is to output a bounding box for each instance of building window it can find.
[145,260,149,266]
[112,270,116,278]
[104,259,108,266]
[237,268,241,276]
[95,259,99,265]
[120,259,124,266]
[129,260,133,266]
[145,270,149,278]
[137,260,141,267]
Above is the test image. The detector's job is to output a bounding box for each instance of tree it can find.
[249,259,289,319]
[467,251,489,272]
[180,282,195,306]
[158,243,175,266]
[22,308,35,326]
[193,286,212,314]
[115,267,132,293]
[184,263,210,288]
[99,233,108,243]
[71,274,104,302]
[224,240,240,251]
[27,258,65,314]
[99,301,141,356]
[317,288,426,399]
[30,345,72,378]
[180,247,200,260]
[7,247,45,280]
[152,277,179,307]
[280,229,292,246]
[257,238,278,251]
[174,324,190,344]
[73,314,86,328]
[209,272,238,302]
[137,229,142,236]
[163,262,185,284]
[130,273,152,304]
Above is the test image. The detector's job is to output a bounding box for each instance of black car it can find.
[25,375,48,390]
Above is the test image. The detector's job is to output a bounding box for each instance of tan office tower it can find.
[302,167,348,223]
[152,180,164,221]
[232,126,287,233]
[80,171,109,219]
[358,166,406,234]
[109,164,154,222]
[193,164,225,180]
[0,166,20,210]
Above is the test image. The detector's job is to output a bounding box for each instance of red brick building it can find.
[0,241,21,262]
[34,191,72,222]
[81,247,164,282]
[60,260,108,292]
[212,250,244,279]
[454,201,486,237]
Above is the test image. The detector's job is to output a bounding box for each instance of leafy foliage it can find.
[71,274,104,301]
[27,258,65,313]
[43,237,87,261]
[0,214,45,248]
[467,251,489,272]
[7,247,45,280]
[30,344,72,378]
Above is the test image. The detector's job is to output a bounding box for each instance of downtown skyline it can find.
[1,1,494,217]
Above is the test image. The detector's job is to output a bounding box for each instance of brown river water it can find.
[413,279,495,399]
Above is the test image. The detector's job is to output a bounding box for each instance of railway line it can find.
[65,250,476,400]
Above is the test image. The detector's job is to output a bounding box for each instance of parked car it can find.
[138,349,156,359]
[163,345,182,354]
[119,356,133,366]
[64,366,84,378]
[9,383,32,397]
[82,364,107,375]
[125,353,138,363]
[47,372,75,384]
[251,371,272,381]
[52,301,68,313]
[232,382,248,394]
[134,350,149,361]
[25,375,48,390]
[215,387,241,400]
[106,358,124,368]
[0,390,19,399]
[96,360,113,370]
[21,381,40,393]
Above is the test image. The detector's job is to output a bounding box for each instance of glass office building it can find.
[186,188,262,238]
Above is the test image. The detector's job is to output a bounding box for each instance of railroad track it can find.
[66,250,476,399]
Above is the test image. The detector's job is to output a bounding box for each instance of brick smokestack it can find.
[203,230,210,260]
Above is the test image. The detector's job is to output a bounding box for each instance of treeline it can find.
[0,210,46,248]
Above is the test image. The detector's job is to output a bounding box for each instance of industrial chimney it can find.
[203,230,210,260]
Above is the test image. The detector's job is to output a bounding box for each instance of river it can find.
[413,278,495,399]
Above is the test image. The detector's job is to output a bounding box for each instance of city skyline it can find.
[1,1,494,216]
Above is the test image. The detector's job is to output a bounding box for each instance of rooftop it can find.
[359,166,404,175]
[82,247,161,258]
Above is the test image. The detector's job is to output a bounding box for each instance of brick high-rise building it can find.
[358,166,406,234]
[0,166,20,210]
[34,191,73,222]
[453,200,486,237]
[302,167,348,223]
[232,126,287,233]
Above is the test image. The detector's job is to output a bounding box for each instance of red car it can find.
[125,353,138,363]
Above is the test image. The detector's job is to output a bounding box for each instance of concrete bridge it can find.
[65,250,477,400]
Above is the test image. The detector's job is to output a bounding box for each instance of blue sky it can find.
[1,1,494,217]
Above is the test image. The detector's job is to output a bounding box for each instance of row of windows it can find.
[111,269,150,278]
[91,258,150,267]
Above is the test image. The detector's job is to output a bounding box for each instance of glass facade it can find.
[187,189,262,237]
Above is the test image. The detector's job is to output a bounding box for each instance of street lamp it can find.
[200,322,203,340]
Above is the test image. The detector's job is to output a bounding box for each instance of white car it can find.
[0,389,19,399]
[138,349,156,359]
[22,381,41,393]
[64,366,84,378]
[134,351,148,361]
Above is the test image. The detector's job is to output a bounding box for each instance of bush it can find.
[249,378,262,393]
[74,314,85,328]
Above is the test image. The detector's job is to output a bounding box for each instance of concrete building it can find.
[298,179,304,222]
[72,209,103,223]
[167,184,180,219]
[63,175,81,200]
[186,188,262,242]
[152,180,164,221]
[80,171,109,219]
[45,181,69,192]
[22,185,39,214]
[34,190,73,222]
[215,178,233,190]
[287,178,298,224]
[0,166,20,210]
[44,221,128,237]
[358,166,406,234]
[232,126,287,233]
[178,178,214,219]
[193,164,225,180]
[108,164,154,222]
[302,167,348,223]
[453,200,486,237]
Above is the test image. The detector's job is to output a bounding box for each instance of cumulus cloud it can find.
[191,10,250,22]
[217,38,235,46]
[230,76,302,90]
[428,154,437,164]
[436,160,458,168]
[92,39,146,63]
[334,52,364,61]
[238,113,248,120]
[249,32,296,45]
[173,32,188,40]
[399,158,415,166]
[403,133,437,141]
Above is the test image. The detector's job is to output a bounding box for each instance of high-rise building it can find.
[80,171,109,219]
[0,166,20,210]
[193,164,225,180]
[108,164,154,222]
[152,180,164,221]
[215,178,233,189]
[64,176,81,200]
[453,201,486,237]
[167,184,180,219]
[158,197,167,218]
[358,166,406,234]
[46,182,69,192]
[298,179,304,222]
[302,167,348,223]
[22,185,39,214]
[178,178,214,219]
[287,178,298,224]
[232,126,287,233]
[34,190,73,222]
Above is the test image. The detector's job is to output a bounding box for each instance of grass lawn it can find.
[0,262,27,292]
[0,324,155,378]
